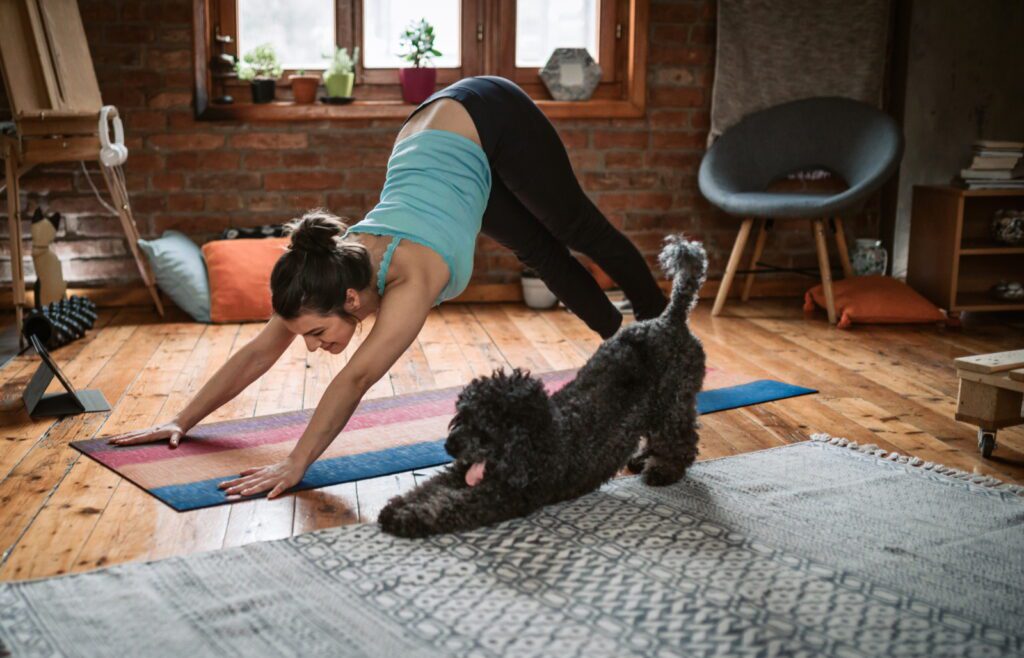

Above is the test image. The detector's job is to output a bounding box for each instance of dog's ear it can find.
[499,427,535,489]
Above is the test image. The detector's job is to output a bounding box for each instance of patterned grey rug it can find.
[1,436,1022,657]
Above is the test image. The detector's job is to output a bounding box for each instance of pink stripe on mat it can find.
[92,396,457,468]
[89,374,577,469]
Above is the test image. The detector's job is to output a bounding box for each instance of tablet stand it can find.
[22,335,110,418]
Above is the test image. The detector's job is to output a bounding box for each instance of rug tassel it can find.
[809,433,1024,496]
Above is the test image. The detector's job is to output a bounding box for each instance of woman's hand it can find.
[106,421,188,448]
[218,457,306,500]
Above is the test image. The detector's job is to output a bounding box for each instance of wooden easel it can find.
[0,0,163,348]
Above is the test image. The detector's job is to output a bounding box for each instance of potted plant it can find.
[289,69,320,104]
[398,18,441,104]
[521,268,558,309]
[323,46,359,99]
[236,43,283,104]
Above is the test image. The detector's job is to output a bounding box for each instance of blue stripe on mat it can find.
[152,379,815,511]
[696,379,815,414]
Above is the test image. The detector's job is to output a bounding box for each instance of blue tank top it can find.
[345,129,491,306]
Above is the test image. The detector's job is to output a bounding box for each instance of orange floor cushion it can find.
[202,237,289,323]
[804,275,946,329]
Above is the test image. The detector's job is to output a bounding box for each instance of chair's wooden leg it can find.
[4,145,26,349]
[832,217,854,278]
[813,219,837,324]
[741,219,769,302]
[712,217,754,317]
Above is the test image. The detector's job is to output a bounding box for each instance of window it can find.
[194,0,648,119]
[514,0,599,68]
[362,1,461,69]
[237,0,336,70]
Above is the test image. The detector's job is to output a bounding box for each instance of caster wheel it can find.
[978,430,996,458]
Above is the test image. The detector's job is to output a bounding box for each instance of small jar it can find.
[991,209,1024,245]
[851,239,887,276]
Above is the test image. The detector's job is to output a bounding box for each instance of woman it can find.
[108,76,667,499]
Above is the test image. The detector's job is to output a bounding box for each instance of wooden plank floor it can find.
[0,300,1020,581]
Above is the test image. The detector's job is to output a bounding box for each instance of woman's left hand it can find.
[218,457,306,500]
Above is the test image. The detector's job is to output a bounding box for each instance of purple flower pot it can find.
[399,68,437,104]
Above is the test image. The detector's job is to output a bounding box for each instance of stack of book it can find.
[960,140,1024,189]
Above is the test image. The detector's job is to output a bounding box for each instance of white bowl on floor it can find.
[521,277,558,309]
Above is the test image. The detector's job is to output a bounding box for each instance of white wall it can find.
[892,0,1024,277]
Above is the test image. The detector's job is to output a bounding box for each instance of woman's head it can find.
[271,209,373,352]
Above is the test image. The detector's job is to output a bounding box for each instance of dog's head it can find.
[445,368,554,489]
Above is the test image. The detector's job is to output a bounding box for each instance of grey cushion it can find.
[698,97,903,218]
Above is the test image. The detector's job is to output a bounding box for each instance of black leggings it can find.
[404,76,667,338]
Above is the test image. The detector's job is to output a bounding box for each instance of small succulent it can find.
[324,46,359,77]
[236,43,283,80]
[399,19,441,68]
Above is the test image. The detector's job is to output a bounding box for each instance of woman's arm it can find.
[107,314,296,447]
[219,280,437,499]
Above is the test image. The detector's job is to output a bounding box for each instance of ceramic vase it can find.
[851,239,887,276]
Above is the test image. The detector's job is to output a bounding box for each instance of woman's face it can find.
[286,311,358,354]
[284,288,367,353]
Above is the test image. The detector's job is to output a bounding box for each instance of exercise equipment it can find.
[22,295,98,349]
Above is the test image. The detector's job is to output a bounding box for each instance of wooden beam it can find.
[955,350,1024,375]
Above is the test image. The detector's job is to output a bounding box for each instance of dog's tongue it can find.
[465,461,486,487]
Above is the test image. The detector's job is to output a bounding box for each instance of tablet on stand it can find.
[22,335,111,418]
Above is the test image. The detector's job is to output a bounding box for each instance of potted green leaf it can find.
[289,69,320,104]
[398,19,441,104]
[236,43,283,104]
[323,47,359,99]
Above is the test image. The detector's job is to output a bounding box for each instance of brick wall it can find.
[1,0,877,290]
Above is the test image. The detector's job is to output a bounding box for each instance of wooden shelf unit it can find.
[907,185,1024,315]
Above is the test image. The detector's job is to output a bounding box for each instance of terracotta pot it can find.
[399,67,437,104]
[289,75,320,104]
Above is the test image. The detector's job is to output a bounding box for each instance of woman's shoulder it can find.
[387,238,450,293]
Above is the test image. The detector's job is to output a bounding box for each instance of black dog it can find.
[379,236,707,538]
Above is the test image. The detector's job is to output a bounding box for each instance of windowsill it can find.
[197,97,645,121]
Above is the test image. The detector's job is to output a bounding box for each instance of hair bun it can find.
[287,209,347,255]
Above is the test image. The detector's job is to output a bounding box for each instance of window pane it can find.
[238,0,335,71]
[363,0,461,69]
[516,0,599,68]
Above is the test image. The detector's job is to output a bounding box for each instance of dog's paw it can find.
[626,449,650,474]
[641,458,685,487]
[378,501,434,538]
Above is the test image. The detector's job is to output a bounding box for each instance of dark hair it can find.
[270,209,373,323]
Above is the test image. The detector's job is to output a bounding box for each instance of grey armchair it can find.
[698,96,903,322]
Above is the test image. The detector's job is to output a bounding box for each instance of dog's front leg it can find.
[378,464,465,526]
[381,484,526,538]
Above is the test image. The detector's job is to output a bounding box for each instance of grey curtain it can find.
[710,0,891,140]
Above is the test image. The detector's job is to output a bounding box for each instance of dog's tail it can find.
[658,234,707,323]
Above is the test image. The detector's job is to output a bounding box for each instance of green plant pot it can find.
[324,72,354,98]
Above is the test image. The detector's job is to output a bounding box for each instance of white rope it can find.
[79,160,124,216]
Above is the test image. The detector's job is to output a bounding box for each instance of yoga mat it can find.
[72,370,815,511]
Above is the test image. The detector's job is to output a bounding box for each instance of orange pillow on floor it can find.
[803,275,946,329]
[202,237,289,323]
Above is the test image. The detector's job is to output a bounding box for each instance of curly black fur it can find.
[379,235,708,538]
